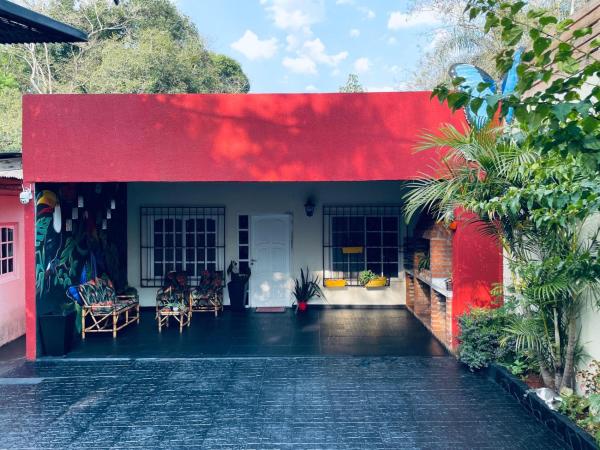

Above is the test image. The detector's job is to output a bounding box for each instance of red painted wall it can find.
[451,212,503,347]
[23,92,463,183]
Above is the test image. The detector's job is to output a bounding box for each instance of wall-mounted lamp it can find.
[110,199,116,210]
[106,209,112,220]
[65,219,73,232]
[304,198,316,217]
[77,195,84,208]
[71,207,78,220]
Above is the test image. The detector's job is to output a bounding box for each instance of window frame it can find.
[0,224,16,281]
[322,205,403,286]
[140,206,225,287]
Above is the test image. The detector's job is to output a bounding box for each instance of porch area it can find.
[64,308,447,358]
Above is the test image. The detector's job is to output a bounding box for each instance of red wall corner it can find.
[451,213,503,348]
[24,182,36,360]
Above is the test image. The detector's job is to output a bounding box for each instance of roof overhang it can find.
[0,0,87,44]
[23,92,465,183]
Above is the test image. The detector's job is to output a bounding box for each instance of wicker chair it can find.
[155,271,192,332]
[190,271,224,317]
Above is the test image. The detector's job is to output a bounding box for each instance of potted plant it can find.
[292,267,324,312]
[358,270,387,288]
[227,260,251,311]
[39,300,76,356]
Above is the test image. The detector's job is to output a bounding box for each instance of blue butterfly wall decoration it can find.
[449,47,523,129]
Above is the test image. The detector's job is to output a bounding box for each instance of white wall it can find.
[578,214,600,370]
[127,181,408,307]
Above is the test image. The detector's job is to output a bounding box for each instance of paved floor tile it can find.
[0,357,566,449]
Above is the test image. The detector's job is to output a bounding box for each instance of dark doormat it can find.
[255,307,286,313]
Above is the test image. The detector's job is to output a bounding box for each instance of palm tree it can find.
[403,125,600,390]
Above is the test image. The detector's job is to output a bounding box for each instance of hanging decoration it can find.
[448,47,523,129]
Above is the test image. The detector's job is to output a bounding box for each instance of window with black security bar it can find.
[323,205,402,286]
[140,206,225,287]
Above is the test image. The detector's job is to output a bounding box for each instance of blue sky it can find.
[178,0,442,93]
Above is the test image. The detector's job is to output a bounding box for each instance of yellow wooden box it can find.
[324,279,347,288]
[365,277,388,288]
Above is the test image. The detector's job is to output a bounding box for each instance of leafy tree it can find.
[409,0,594,89]
[0,0,250,151]
[339,73,365,93]
[405,0,600,391]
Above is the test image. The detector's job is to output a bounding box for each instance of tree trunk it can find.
[560,308,579,391]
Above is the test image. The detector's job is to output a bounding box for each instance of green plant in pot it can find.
[292,267,324,312]
[358,270,377,286]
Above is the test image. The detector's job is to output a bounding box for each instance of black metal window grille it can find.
[140,206,225,287]
[323,205,402,286]
[0,226,15,276]
[238,215,250,273]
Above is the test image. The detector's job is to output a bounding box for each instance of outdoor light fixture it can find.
[77,195,84,208]
[106,209,112,220]
[304,198,316,217]
[102,219,107,230]
[110,199,116,210]
[71,207,78,220]
[65,219,72,232]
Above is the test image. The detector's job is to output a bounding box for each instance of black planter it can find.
[228,276,249,311]
[39,310,76,356]
[481,364,598,450]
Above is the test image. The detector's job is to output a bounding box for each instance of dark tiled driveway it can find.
[0,357,565,449]
[0,309,565,448]
[66,308,447,358]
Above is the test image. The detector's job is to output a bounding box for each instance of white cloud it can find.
[230,30,278,60]
[358,6,375,19]
[285,34,300,51]
[335,0,354,4]
[302,38,348,66]
[305,84,318,91]
[354,57,371,73]
[388,10,440,30]
[349,28,360,38]
[387,36,397,45]
[262,0,324,33]
[282,56,317,74]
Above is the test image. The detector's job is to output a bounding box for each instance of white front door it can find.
[249,215,292,307]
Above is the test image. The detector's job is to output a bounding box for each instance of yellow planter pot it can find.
[324,279,347,288]
[365,277,388,288]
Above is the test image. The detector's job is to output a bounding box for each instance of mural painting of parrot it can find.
[35,190,63,294]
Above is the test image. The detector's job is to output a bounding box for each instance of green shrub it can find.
[458,306,515,371]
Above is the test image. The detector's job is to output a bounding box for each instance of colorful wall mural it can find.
[35,183,128,319]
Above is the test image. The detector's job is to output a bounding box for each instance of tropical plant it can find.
[416,252,431,272]
[458,306,516,370]
[292,267,324,304]
[404,0,600,391]
[358,270,378,286]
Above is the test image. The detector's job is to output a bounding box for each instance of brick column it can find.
[405,274,415,309]
[413,279,431,319]
[445,296,455,350]
[430,292,446,342]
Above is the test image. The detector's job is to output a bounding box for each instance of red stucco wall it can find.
[22,92,463,183]
[451,212,503,347]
